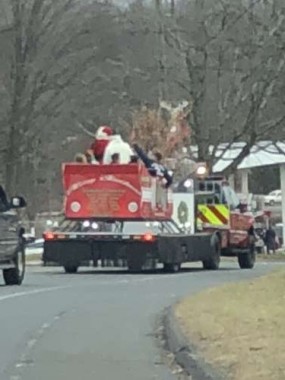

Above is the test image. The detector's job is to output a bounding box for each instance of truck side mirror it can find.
[10,196,27,209]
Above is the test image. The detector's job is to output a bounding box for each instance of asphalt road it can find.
[0,261,282,380]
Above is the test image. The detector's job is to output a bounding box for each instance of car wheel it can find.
[269,200,275,206]
[3,249,26,286]
[64,265,78,274]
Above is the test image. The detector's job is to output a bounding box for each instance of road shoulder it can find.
[161,306,224,380]
[169,268,285,380]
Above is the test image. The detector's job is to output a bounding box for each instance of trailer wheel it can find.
[163,263,181,273]
[238,244,256,269]
[64,265,78,274]
[202,235,221,270]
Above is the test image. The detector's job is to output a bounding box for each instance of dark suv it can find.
[0,185,27,286]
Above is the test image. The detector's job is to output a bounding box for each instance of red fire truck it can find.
[42,161,257,273]
[175,167,258,268]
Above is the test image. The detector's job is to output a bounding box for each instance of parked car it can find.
[23,233,36,244]
[264,190,282,206]
[0,186,27,285]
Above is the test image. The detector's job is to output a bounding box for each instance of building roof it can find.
[194,141,285,173]
[213,141,285,172]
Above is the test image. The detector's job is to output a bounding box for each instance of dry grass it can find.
[175,269,285,380]
[222,253,285,263]
[257,252,285,261]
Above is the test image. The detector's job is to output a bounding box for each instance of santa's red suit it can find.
[90,126,113,162]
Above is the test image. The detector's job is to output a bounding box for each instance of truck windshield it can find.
[222,185,240,209]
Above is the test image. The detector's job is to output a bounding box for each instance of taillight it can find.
[43,232,55,240]
[141,233,156,242]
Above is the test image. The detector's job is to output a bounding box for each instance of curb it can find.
[163,306,224,380]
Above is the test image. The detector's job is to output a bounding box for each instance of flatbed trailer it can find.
[43,163,222,273]
[43,220,221,273]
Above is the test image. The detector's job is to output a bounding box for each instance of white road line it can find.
[0,286,71,303]
[130,273,197,283]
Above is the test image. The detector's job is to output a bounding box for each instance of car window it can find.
[222,185,240,209]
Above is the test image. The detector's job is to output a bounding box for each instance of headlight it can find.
[184,179,193,188]
[196,166,207,176]
[92,222,99,230]
[195,162,209,177]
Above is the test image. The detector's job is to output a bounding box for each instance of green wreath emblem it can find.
[178,201,189,225]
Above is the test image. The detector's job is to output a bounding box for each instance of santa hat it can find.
[95,125,113,139]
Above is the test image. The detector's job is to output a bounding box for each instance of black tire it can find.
[202,235,221,270]
[64,265,78,274]
[163,263,181,273]
[3,249,26,286]
[238,245,256,269]
[269,200,275,206]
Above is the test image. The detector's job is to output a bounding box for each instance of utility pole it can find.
[155,0,167,102]
[170,0,175,17]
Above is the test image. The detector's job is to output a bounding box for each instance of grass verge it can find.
[222,252,285,262]
[175,269,285,380]
[257,252,285,261]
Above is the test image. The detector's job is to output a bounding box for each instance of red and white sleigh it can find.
[62,162,173,220]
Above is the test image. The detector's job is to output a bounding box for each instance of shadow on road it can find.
[34,265,239,277]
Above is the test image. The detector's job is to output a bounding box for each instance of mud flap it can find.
[125,244,155,271]
[157,234,214,264]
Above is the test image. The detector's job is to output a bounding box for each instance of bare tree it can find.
[0,0,116,214]
[163,0,285,172]
[128,100,191,158]
[1,0,284,217]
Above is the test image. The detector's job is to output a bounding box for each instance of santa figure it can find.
[90,125,134,164]
[90,125,113,163]
[102,132,134,164]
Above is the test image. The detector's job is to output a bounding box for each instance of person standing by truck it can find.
[265,225,276,254]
